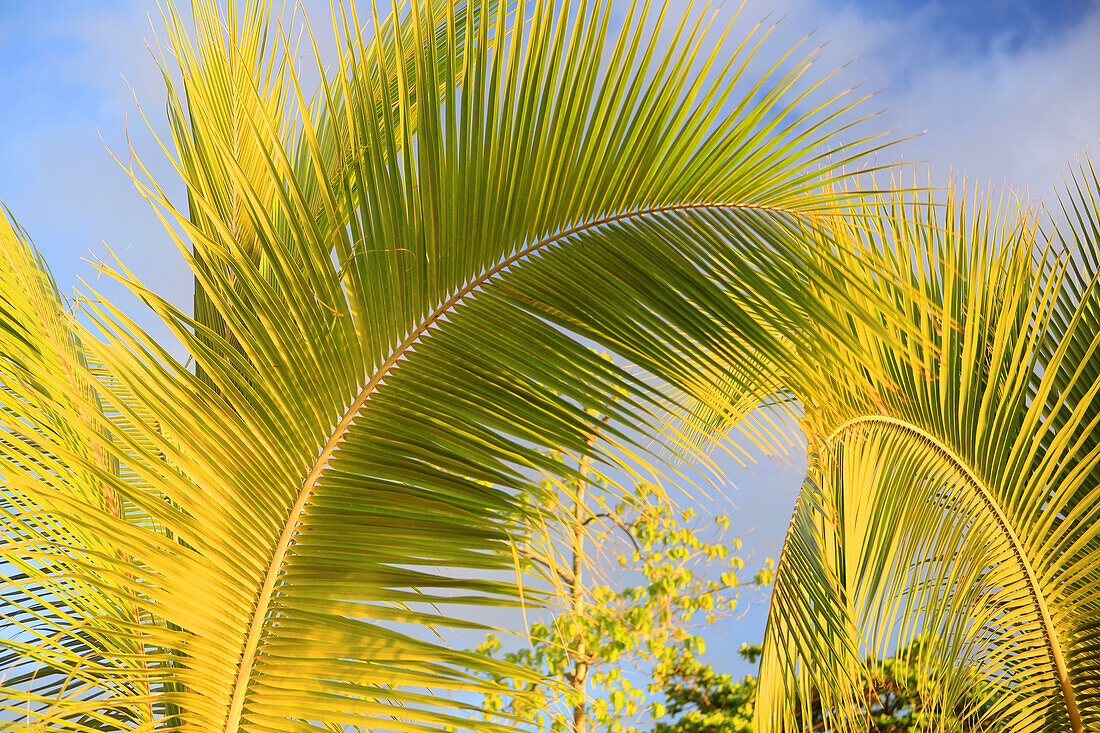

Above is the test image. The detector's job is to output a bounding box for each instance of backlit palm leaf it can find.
[0,0,891,730]
[0,212,154,727]
[750,186,1100,732]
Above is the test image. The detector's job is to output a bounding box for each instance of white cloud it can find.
[784,0,1100,203]
[677,0,1100,204]
[879,10,1100,203]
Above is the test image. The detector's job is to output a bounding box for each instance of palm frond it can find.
[0,210,156,729]
[0,0,894,730]
[755,185,1100,733]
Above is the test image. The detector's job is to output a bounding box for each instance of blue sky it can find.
[1,0,1099,687]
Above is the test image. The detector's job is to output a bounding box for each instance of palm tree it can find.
[0,0,892,730]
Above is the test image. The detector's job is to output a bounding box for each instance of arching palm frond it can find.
[0,0,893,730]
[1043,157,1100,729]
[753,185,1100,733]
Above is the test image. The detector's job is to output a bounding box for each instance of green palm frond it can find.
[0,211,154,728]
[0,0,895,730]
[753,185,1100,733]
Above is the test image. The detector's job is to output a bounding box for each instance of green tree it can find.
[658,642,1004,733]
[736,190,1100,733]
[474,468,772,733]
[657,645,761,733]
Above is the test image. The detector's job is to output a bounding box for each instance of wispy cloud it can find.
[775,0,1100,200]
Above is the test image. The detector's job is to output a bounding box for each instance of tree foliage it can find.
[475,474,772,733]
[659,642,1003,733]
[0,0,887,728]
